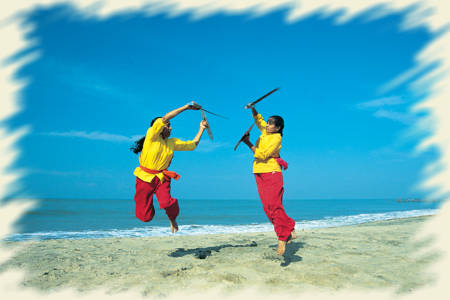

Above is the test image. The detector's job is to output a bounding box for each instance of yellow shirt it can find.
[252,114,282,173]
[133,118,197,183]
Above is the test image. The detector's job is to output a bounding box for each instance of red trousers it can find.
[134,176,179,222]
[255,172,295,241]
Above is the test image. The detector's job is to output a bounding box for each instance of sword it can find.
[188,101,228,119]
[201,109,213,140]
[202,108,228,119]
[234,123,254,151]
[244,87,280,109]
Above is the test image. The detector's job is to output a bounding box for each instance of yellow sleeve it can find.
[146,118,165,141]
[254,134,281,160]
[171,138,197,151]
[253,114,266,133]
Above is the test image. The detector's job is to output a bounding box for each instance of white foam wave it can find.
[5,209,437,241]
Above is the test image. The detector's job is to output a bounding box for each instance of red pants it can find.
[255,172,295,241]
[134,176,179,222]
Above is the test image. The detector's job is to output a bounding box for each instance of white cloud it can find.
[356,96,405,109]
[43,131,228,149]
[196,140,230,152]
[63,64,129,99]
[373,109,415,125]
[368,146,410,162]
[28,168,82,176]
[43,131,135,143]
[357,96,415,125]
[378,62,429,94]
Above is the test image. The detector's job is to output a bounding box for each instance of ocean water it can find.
[6,198,440,241]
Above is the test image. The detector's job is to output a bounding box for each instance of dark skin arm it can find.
[193,120,209,146]
[242,132,256,153]
[243,106,259,152]
[161,101,201,123]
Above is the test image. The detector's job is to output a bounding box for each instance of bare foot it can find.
[277,240,286,256]
[291,230,297,239]
[170,219,178,233]
[287,230,297,244]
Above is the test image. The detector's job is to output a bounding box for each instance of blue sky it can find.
[5,4,437,200]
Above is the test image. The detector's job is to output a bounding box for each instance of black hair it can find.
[268,115,284,136]
[130,116,161,154]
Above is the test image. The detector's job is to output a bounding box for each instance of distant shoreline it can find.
[4,197,443,201]
[4,209,437,242]
[396,198,441,203]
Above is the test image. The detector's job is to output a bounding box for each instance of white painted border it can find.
[1,1,449,299]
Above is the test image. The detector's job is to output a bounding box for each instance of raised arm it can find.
[193,120,208,146]
[251,106,266,133]
[172,120,209,151]
[162,101,201,123]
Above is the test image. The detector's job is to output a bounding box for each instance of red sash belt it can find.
[274,157,288,170]
[139,165,181,181]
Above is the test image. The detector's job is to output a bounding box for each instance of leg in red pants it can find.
[154,178,179,221]
[134,177,179,223]
[134,177,159,222]
[255,172,295,241]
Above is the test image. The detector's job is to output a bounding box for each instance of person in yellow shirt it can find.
[130,102,208,233]
[242,106,296,255]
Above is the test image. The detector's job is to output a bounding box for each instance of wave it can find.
[5,209,437,241]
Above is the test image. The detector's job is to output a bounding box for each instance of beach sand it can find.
[0,216,440,297]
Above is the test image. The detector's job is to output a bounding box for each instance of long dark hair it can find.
[130,117,161,154]
[269,115,284,136]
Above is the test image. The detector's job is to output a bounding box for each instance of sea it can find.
[5,198,440,241]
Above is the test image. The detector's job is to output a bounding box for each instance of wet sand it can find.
[0,216,439,297]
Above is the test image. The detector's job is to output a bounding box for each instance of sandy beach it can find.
[0,216,439,297]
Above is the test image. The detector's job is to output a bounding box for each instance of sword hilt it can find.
[187,101,202,109]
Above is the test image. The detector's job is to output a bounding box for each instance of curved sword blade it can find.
[234,123,255,151]
[201,109,213,140]
[202,108,229,119]
[244,87,280,109]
